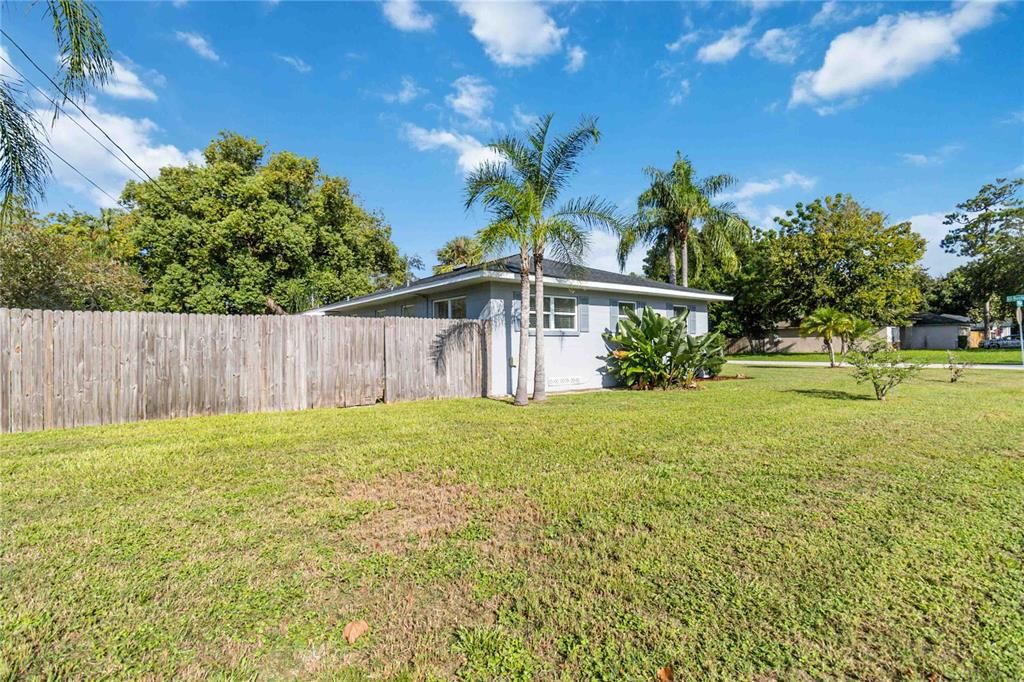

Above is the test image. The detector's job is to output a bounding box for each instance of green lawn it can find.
[2,368,1023,680]
[729,347,1022,365]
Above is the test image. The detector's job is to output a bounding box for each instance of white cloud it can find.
[383,76,427,104]
[724,171,816,201]
[37,101,202,207]
[275,54,312,73]
[381,0,434,31]
[666,31,700,52]
[810,0,876,28]
[402,123,501,175]
[1000,110,1024,124]
[588,229,645,275]
[753,27,800,64]
[456,1,567,67]
[669,79,691,106]
[565,45,586,73]
[903,211,964,275]
[697,23,754,63]
[899,143,962,166]
[791,2,999,111]
[102,60,158,100]
[512,105,539,129]
[744,0,784,13]
[445,75,495,128]
[0,46,17,81]
[171,0,188,7]
[175,31,220,62]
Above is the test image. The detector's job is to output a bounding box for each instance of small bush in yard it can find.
[946,351,970,383]
[604,306,725,389]
[847,340,924,400]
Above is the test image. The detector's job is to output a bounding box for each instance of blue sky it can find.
[2,0,1022,276]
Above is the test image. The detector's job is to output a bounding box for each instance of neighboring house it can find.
[305,256,732,396]
[898,313,972,350]
[727,322,897,354]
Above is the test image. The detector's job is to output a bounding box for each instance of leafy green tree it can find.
[772,194,926,325]
[466,113,620,402]
[619,153,749,287]
[799,307,850,367]
[942,178,1024,336]
[1,1,113,220]
[847,340,924,401]
[119,132,406,314]
[434,235,484,274]
[0,202,144,310]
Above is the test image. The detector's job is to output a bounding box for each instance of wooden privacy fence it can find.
[0,309,489,434]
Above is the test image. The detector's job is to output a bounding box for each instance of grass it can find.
[728,347,1022,365]
[2,367,1023,680]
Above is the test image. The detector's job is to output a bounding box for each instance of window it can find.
[617,301,636,322]
[375,309,386,317]
[401,304,416,318]
[432,296,466,319]
[529,295,578,331]
[672,305,690,319]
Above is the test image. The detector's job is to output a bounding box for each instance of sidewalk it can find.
[727,359,1024,371]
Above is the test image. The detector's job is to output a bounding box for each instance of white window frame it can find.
[529,295,578,331]
[432,296,467,320]
[401,304,416,318]
[617,300,637,322]
[672,305,689,319]
[375,309,387,317]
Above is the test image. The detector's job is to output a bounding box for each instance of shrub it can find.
[604,306,725,389]
[846,340,923,400]
[946,351,970,383]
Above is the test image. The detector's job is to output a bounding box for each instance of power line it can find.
[0,54,149,187]
[1,29,176,199]
[36,138,121,206]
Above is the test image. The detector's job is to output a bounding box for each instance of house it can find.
[898,312,972,350]
[305,256,732,396]
[727,322,898,354]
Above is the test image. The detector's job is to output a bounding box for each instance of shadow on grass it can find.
[785,388,874,402]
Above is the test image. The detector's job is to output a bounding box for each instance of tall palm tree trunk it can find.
[666,233,678,285]
[533,249,547,402]
[680,237,689,288]
[514,246,531,406]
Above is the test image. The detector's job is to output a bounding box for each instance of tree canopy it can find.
[768,194,926,325]
[940,177,1023,333]
[434,235,483,275]
[118,132,406,314]
[0,202,144,311]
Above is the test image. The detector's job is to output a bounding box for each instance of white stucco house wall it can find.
[305,256,732,396]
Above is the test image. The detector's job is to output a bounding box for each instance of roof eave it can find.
[304,270,732,314]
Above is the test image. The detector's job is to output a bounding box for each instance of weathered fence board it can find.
[0,309,488,433]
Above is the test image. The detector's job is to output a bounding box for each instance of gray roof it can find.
[911,312,973,326]
[311,255,730,312]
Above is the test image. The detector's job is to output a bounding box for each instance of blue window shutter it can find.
[609,298,618,331]
[637,300,647,315]
[579,296,589,332]
[512,292,520,331]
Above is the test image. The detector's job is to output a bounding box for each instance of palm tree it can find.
[466,114,621,402]
[799,307,851,367]
[618,153,749,287]
[1,1,114,222]
[433,235,484,275]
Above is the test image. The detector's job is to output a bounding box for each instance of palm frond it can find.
[0,81,52,222]
[46,0,114,101]
[540,114,600,209]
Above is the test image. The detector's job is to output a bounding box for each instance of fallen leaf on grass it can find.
[657,665,673,681]
[343,620,369,645]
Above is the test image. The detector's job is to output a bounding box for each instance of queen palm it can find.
[618,153,749,287]
[799,307,851,367]
[466,114,621,402]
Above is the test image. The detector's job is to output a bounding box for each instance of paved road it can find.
[727,360,1024,371]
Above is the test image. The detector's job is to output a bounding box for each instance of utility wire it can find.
[36,137,121,205]
[0,54,149,187]
[2,29,182,205]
